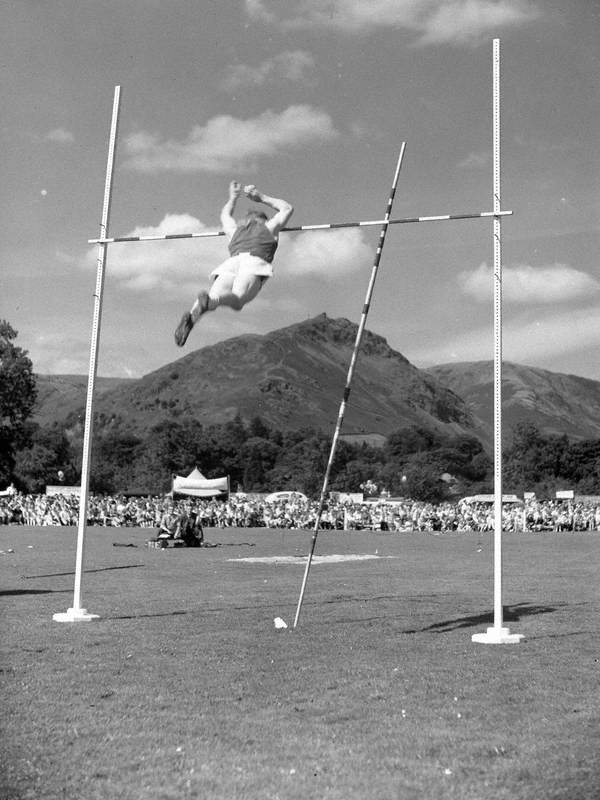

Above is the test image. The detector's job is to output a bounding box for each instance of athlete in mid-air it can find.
[174,181,294,347]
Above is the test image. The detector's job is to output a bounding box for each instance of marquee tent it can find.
[171,467,229,498]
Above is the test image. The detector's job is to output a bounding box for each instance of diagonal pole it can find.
[54,86,121,622]
[292,142,407,629]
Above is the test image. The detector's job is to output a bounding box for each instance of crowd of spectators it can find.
[1,490,600,533]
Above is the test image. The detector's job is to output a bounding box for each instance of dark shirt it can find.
[228,219,278,263]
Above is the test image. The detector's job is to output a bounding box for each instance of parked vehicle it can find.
[264,491,308,504]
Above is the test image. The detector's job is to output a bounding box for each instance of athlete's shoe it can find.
[174,312,193,347]
[191,290,210,323]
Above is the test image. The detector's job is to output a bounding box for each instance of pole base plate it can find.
[53,607,100,623]
[472,626,524,644]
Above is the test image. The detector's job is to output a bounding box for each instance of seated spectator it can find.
[173,510,204,547]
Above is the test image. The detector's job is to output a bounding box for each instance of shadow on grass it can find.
[104,593,455,622]
[105,593,418,621]
[108,609,190,620]
[403,602,567,634]
[104,598,576,630]
[20,564,145,580]
[0,588,72,596]
[528,630,592,641]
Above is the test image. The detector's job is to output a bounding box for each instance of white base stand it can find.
[53,607,99,622]
[472,626,524,644]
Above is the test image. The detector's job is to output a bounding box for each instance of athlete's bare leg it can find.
[209,273,265,311]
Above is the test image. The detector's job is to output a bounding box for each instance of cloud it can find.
[45,127,75,143]
[55,250,78,266]
[245,0,539,45]
[514,133,576,155]
[278,228,373,277]
[245,0,278,23]
[84,214,227,295]
[417,0,538,45]
[124,105,338,173]
[458,262,600,304]
[457,150,489,169]
[412,308,600,366]
[222,50,316,90]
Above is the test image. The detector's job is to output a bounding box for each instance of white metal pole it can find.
[472,40,522,644]
[88,210,512,244]
[492,37,504,631]
[54,86,121,622]
[292,144,407,629]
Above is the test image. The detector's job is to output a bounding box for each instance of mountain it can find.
[32,317,600,448]
[427,361,600,445]
[32,314,475,439]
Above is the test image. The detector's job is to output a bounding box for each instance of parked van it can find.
[264,491,308,504]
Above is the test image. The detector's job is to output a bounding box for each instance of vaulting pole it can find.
[54,86,121,622]
[292,143,407,629]
[88,210,511,244]
[472,40,523,644]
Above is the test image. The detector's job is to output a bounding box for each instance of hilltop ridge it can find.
[33,314,473,439]
[32,314,600,447]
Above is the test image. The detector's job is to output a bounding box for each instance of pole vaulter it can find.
[55,40,521,644]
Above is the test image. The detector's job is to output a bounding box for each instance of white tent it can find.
[171,467,229,498]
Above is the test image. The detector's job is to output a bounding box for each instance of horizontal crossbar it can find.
[88,209,512,244]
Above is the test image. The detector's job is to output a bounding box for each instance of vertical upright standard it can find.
[472,41,523,644]
[53,86,122,622]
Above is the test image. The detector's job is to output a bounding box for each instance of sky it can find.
[2,0,599,381]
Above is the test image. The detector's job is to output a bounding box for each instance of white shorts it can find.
[210,252,273,280]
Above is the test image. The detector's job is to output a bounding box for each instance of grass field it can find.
[1,525,599,800]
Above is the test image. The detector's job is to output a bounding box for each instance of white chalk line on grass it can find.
[228,554,398,565]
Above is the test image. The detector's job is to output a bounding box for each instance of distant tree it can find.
[266,429,330,497]
[402,458,448,504]
[91,431,143,493]
[465,451,493,483]
[504,423,568,493]
[560,439,600,493]
[13,442,58,493]
[240,436,281,490]
[131,420,196,493]
[0,321,37,485]
[222,414,248,449]
[195,420,246,486]
[248,415,271,440]
[329,459,381,493]
[453,434,486,459]
[14,424,79,492]
[382,424,491,497]
[385,426,444,459]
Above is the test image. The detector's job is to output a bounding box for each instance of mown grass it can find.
[1,526,599,800]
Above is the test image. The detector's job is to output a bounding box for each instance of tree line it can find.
[2,319,600,502]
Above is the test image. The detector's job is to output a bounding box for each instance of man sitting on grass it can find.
[173,509,204,548]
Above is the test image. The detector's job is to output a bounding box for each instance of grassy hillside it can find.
[428,361,600,445]
[33,315,474,439]
[31,319,600,448]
